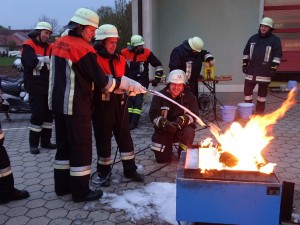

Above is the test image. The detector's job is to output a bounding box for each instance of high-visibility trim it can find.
[245,95,253,101]
[204,53,214,60]
[29,124,42,132]
[151,142,165,152]
[120,151,135,160]
[155,66,163,71]
[97,157,111,165]
[65,61,75,115]
[0,166,12,178]
[153,116,162,128]
[250,43,255,59]
[243,55,250,60]
[273,57,281,64]
[128,107,133,113]
[132,108,142,115]
[54,160,70,170]
[179,143,187,151]
[48,56,55,110]
[42,122,53,129]
[245,75,253,80]
[257,96,267,102]
[70,165,91,177]
[106,77,116,93]
[256,76,271,82]
[264,46,271,62]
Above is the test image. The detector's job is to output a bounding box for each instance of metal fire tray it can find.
[181,148,280,184]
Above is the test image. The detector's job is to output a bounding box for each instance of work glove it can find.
[175,114,192,127]
[157,117,179,134]
[270,62,279,76]
[151,78,160,87]
[152,70,163,87]
[119,76,147,94]
[242,59,249,74]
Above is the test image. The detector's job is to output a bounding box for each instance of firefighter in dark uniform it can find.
[21,21,56,154]
[169,36,214,102]
[0,121,29,204]
[121,35,164,130]
[92,24,145,187]
[243,17,282,114]
[149,70,198,163]
[49,9,146,202]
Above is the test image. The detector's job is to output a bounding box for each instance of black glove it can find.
[164,121,179,134]
[270,62,279,76]
[175,114,191,127]
[157,117,178,134]
[151,78,160,87]
[242,59,249,74]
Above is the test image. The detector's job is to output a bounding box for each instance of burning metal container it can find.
[176,149,282,225]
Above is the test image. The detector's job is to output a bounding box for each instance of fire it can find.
[199,89,297,174]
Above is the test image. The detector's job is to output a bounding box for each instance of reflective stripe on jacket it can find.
[49,33,116,115]
[243,32,282,80]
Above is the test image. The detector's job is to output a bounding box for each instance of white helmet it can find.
[131,35,145,46]
[70,8,99,28]
[35,21,53,33]
[188,36,204,52]
[260,17,274,28]
[95,24,119,40]
[167,69,186,84]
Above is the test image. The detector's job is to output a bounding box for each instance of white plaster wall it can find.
[133,0,264,92]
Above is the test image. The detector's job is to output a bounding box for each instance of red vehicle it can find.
[264,1,300,81]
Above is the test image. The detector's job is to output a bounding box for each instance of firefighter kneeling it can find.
[149,69,198,163]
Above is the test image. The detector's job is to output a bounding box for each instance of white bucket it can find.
[287,80,298,91]
[238,102,254,119]
[220,105,237,122]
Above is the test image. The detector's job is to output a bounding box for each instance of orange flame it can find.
[200,89,297,174]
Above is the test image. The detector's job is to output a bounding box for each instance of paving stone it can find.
[0,92,299,225]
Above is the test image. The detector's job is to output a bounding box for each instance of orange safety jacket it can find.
[49,33,117,115]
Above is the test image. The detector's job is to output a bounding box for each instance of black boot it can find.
[124,171,145,182]
[72,189,103,203]
[0,188,30,204]
[29,130,40,154]
[41,128,56,149]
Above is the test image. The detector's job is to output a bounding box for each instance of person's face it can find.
[82,25,97,43]
[104,37,118,54]
[169,83,184,98]
[259,24,271,35]
[39,30,52,43]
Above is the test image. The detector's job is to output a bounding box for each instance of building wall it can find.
[132,0,263,92]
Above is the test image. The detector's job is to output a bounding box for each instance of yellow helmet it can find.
[167,70,186,84]
[260,17,274,28]
[95,24,119,40]
[188,36,204,52]
[35,22,53,33]
[130,35,145,46]
[70,8,99,28]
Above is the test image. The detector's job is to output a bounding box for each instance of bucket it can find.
[287,80,298,91]
[220,105,237,122]
[238,103,254,119]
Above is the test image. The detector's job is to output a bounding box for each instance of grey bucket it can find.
[238,102,254,119]
[220,105,237,122]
